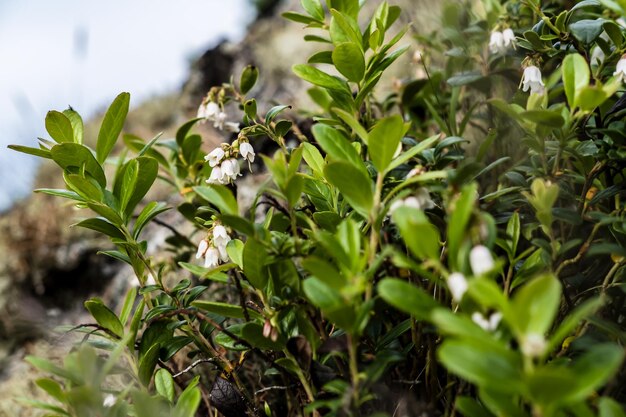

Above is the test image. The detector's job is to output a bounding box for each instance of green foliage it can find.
[9,0,626,416]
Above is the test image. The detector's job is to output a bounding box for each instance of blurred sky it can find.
[0,0,251,211]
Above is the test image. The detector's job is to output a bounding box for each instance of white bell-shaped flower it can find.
[447,272,468,302]
[103,394,117,408]
[502,28,516,48]
[220,158,240,182]
[205,147,226,168]
[471,311,502,331]
[206,166,225,185]
[614,54,626,81]
[213,112,227,130]
[489,30,505,54]
[521,333,546,358]
[213,225,231,249]
[240,142,255,163]
[470,245,494,276]
[196,239,209,259]
[225,122,241,133]
[204,246,220,268]
[521,65,545,94]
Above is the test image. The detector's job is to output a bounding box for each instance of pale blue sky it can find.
[0,0,251,210]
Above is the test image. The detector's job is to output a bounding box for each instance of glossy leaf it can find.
[45,111,74,143]
[332,42,365,82]
[324,160,373,218]
[378,278,440,320]
[96,92,130,163]
[368,115,404,173]
[84,299,124,337]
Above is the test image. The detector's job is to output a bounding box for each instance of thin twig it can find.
[173,358,219,378]
[255,385,295,395]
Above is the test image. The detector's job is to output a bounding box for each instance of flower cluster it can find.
[489,28,516,54]
[520,65,545,95]
[205,139,255,185]
[389,188,435,215]
[196,224,231,268]
[197,94,240,132]
[471,311,502,331]
[446,245,495,302]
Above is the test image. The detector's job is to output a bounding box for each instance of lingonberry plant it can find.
[9,0,626,416]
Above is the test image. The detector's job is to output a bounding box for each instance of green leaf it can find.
[125,157,158,217]
[526,366,580,406]
[265,105,292,124]
[577,86,609,111]
[447,72,484,87]
[386,134,438,172]
[368,115,404,173]
[303,277,355,329]
[45,111,75,143]
[192,300,246,319]
[447,183,476,270]
[7,144,52,159]
[328,0,359,19]
[302,142,326,176]
[133,201,170,239]
[510,274,561,336]
[173,383,201,417]
[240,64,259,95]
[241,323,285,350]
[26,356,77,383]
[547,297,603,353]
[292,64,350,93]
[392,206,440,260]
[84,299,124,337]
[301,0,325,20]
[521,110,565,128]
[35,378,65,403]
[456,396,495,417]
[329,8,361,45]
[562,53,590,109]
[332,107,369,143]
[64,173,103,202]
[282,11,323,25]
[226,239,244,269]
[193,185,238,215]
[599,397,626,417]
[138,344,160,386]
[285,174,304,207]
[155,369,175,402]
[96,92,130,163]
[566,344,625,402]
[438,339,524,393]
[63,107,84,144]
[378,278,440,320]
[120,159,139,214]
[332,42,365,82]
[569,19,605,45]
[73,218,125,239]
[35,188,85,201]
[324,161,373,218]
[243,238,269,289]
[175,117,203,147]
[50,143,106,187]
[312,123,364,170]
[119,286,137,326]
